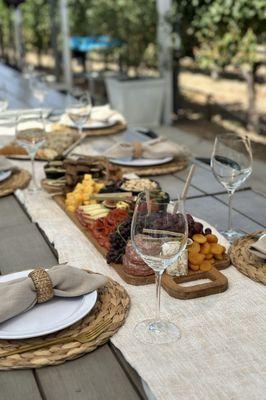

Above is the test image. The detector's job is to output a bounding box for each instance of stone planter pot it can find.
[105,76,165,127]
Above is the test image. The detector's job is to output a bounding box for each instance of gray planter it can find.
[105,76,165,127]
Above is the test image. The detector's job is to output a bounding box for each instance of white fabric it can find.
[9,159,266,400]
[60,104,126,127]
[249,234,266,259]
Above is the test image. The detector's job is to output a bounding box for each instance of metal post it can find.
[156,0,173,125]
[59,0,72,91]
[14,7,23,69]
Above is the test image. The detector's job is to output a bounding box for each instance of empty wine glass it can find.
[211,133,253,242]
[66,92,92,136]
[29,73,47,106]
[131,192,188,344]
[16,111,46,192]
[0,84,8,112]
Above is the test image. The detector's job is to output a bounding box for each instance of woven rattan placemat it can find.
[0,275,130,370]
[0,169,31,198]
[229,231,266,285]
[119,157,188,176]
[56,122,126,137]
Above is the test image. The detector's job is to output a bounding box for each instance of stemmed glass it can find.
[29,72,47,106]
[131,192,188,344]
[66,93,92,136]
[0,84,8,112]
[16,111,46,192]
[211,133,253,242]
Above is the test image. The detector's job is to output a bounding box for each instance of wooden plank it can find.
[0,223,57,274]
[215,190,266,227]
[36,345,142,400]
[149,174,203,199]
[175,161,250,195]
[0,370,42,400]
[0,198,143,400]
[110,345,148,400]
[0,195,29,228]
[185,196,264,232]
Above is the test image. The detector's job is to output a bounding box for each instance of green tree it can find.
[175,0,266,132]
[70,0,157,75]
[21,0,51,64]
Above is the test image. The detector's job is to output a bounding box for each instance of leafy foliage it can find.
[175,0,266,72]
[0,0,157,74]
[69,0,157,74]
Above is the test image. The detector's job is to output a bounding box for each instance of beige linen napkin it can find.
[249,234,266,260]
[0,265,107,323]
[0,156,17,172]
[60,105,126,127]
[105,137,190,160]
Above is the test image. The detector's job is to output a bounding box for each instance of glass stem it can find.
[30,154,37,189]
[228,191,233,232]
[155,271,163,322]
[78,126,82,136]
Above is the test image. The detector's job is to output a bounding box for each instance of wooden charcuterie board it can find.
[53,195,230,299]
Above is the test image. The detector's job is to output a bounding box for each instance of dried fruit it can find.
[201,242,211,254]
[199,260,213,272]
[188,252,205,265]
[192,234,207,244]
[210,243,224,255]
[189,263,200,271]
[188,241,201,254]
[206,234,218,243]
[205,253,214,260]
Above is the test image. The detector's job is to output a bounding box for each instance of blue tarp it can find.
[70,35,121,53]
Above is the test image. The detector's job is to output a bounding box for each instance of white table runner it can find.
[10,159,266,400]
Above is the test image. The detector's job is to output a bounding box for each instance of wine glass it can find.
[131,192,188,344]
[211,133,253,242]
[29,73,47,106]
[16,111,46,192]
[66,92,92,136]
[0,84,8,112]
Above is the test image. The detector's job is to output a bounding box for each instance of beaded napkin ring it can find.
[28,267,54,303]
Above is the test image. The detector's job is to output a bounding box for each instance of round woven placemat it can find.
[229,231,266,285]
[119,157,188,176]
[57,122,126,138]
[0,276,130,370]
[0,169,31,198]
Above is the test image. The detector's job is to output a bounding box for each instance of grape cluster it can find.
[106,217,132,264]
[187,214,212,238]
[99,180,122,194]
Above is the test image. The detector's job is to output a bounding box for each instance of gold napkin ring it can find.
[28,267,54,304]
[133,141,142,159]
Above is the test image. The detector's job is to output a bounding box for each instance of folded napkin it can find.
[249,234,266,260]
[60,105,126,127]
[0,156,17,172]
[105,137,191,160]
[0,265,107,323]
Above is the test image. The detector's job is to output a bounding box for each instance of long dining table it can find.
[0,62,265,400]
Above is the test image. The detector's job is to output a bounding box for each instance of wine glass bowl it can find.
[29,73,47,106]
[16,112,46,192]
[131,192,188,344]
[66,93,92,135]
[211,133,252,241]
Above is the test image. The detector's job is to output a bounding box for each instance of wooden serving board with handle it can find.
[161,256,230,300]
[53,194,230,299]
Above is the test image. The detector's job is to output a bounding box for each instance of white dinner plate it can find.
[0,170,12,182]
[62,115,116,130]
[0,270,97,339]
[110,155,173,167]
